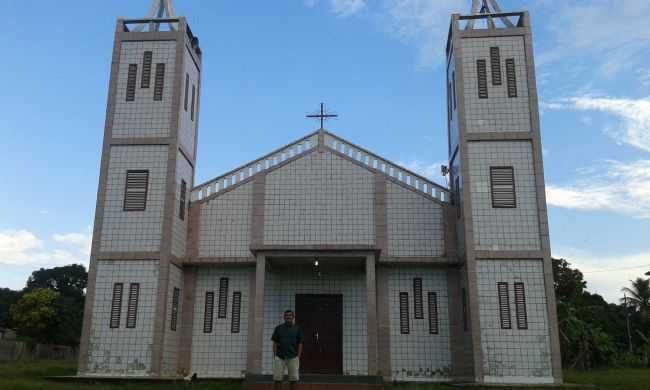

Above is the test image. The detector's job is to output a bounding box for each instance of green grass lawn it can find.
[0,361,648,390]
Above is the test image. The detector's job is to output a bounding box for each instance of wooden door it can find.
[295,294,343,374]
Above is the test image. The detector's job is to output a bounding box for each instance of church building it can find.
[78,0,562,385]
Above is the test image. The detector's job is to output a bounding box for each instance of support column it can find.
[366,254,378,375]
[247,254,266,374]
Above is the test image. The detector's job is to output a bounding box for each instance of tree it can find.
[0,288,22,328]
[9,288,61,343]
[621,278,650,322]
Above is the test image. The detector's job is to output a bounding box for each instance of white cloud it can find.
[304,0,367,17]
[638,68,650,87]
[547,159,650,219]
[397,159,447,186]
[0,229,91,266]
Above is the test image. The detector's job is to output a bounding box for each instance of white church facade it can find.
[78,1,563,385]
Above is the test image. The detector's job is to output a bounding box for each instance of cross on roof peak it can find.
[306,103,338,130]
[470,0,506,15]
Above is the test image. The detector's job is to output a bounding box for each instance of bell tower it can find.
[79,0,202,376]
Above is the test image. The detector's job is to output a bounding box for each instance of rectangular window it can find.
[123,170,149,211]
[506,58,517,97]
[413,278,424,319]
[231,291,242,333]
[110,283,123,329]
[477,59,488,99]
[126,64,137,101]
[399,292,410,334]
[126,283,140,329]
[153,63,165,101]
[490,47,502,85]
[514,282,528,330]
[461,288,468,332]
[184,73,190,111]
[452,71,457,110]
[170,287,180,331]
[490,167,516,208]
[141,51,153,88]
[218,277,229,319]
[179,180,187,221]
[190,84,196,121]
[498,282,512,329]
[203,292,214,333]
[428,292,439,334]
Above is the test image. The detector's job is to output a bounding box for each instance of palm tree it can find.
[621,278,650,322]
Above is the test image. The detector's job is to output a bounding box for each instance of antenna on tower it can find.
[466,0,515,29]
[133,0,178,32]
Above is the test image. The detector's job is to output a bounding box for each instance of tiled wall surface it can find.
[264,151,374,245]
[190,267,252,377]
[172,151,193,257]
[388,267,451,381]
[460,36,531,134]
[386,182,445,257]
[447,50,460,152]
[477,260,552,383]
[262,267,368,375]
[198,182,253,258]
[467,141,540,251]
[178,45,199,159]
[85,260,159,376]
[100,145,168,252]
[112,41,176,139]
[162,264,184,376]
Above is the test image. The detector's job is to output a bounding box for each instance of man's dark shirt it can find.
[271,322,304,359]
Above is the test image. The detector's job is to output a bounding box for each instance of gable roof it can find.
[190,130,450,203]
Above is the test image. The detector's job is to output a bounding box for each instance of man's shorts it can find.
[273,356,299,381]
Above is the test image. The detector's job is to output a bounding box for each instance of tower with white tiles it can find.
[445,1,562,384]
[78,1,202,376]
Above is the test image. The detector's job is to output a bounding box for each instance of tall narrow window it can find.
[217,278,229,319]
[153,63,165,101]
[399,292,410,334]
[476,59,488,99]
[514,282,528,330]
[428,292,439,334]
[413,278,424,319]
[203,292,214,333]
[190,85,196,121]
[231,291,242,334]
[447,82,452,121]
[461,288,468,332]
[455,177,461,219]
[452,71,457,109]
[179,180,187,221]
[126,283,140,329]
[110,283,123,329]
[170,287,180,331]
[126,64,137,101]
[123,170,149,211]
[141,51,153,88]
[498,282,512,329]
[506,58,517,97]
[490,167,516,208]
[490,47,502,85]
[184,73,190,111]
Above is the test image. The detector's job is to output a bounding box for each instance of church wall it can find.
[111,41,177,139]
[476,259,552,383]
[388,266,451,381]
[385,181,445,257]
[460,36,531,134]
[190,267,252,378]
[171,151,193,257]
[467,141,540,251]
[198,182,253,258]
[100,145,168,252]
[161,264,184,376]
[178,45,200,159]
[85,260,159,376]
[264,151,374,246]
[262,267,368,376]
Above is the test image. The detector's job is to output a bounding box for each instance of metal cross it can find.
[306,103,338,130]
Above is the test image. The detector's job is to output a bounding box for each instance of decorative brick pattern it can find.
[162,264,184,376]
[172,151,193,257]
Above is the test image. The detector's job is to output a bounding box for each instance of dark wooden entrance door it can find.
[295,294,343,374]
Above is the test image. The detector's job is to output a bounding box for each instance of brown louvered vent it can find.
[126,64,137,101]
[413,278,424,319]
[123,170,149,211]
[477,59,488,99]
[490,167,516,208]
[126,283,140,329]
[179,180,187,221]
[110,283,123,328]
[184,73,190,111]
[231,291,242,333]
[218,278,229,319]
[190,85,196,121]
[452,71,457,110]
[455,177,461,219]
[461,288,468,331]
[447,82,452,121]
[490,47,502,85]
[141,51,153,88]
[399,292,410,334]
[203,292,214,333]
[506,58,517,97]
[514,282,528,330]
[498,282,512,329]
[170,287,180,331]
[153,63,165,101]
[428,292,439,334]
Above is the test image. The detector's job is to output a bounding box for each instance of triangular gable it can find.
[191,130,450,204]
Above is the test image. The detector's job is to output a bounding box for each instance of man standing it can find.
[271,309,304,390]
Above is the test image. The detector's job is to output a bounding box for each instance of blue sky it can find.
[1,0,649,302]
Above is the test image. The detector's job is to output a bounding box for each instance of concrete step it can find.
[245,374,384,390]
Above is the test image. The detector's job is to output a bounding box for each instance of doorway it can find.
[295,294,343,374]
